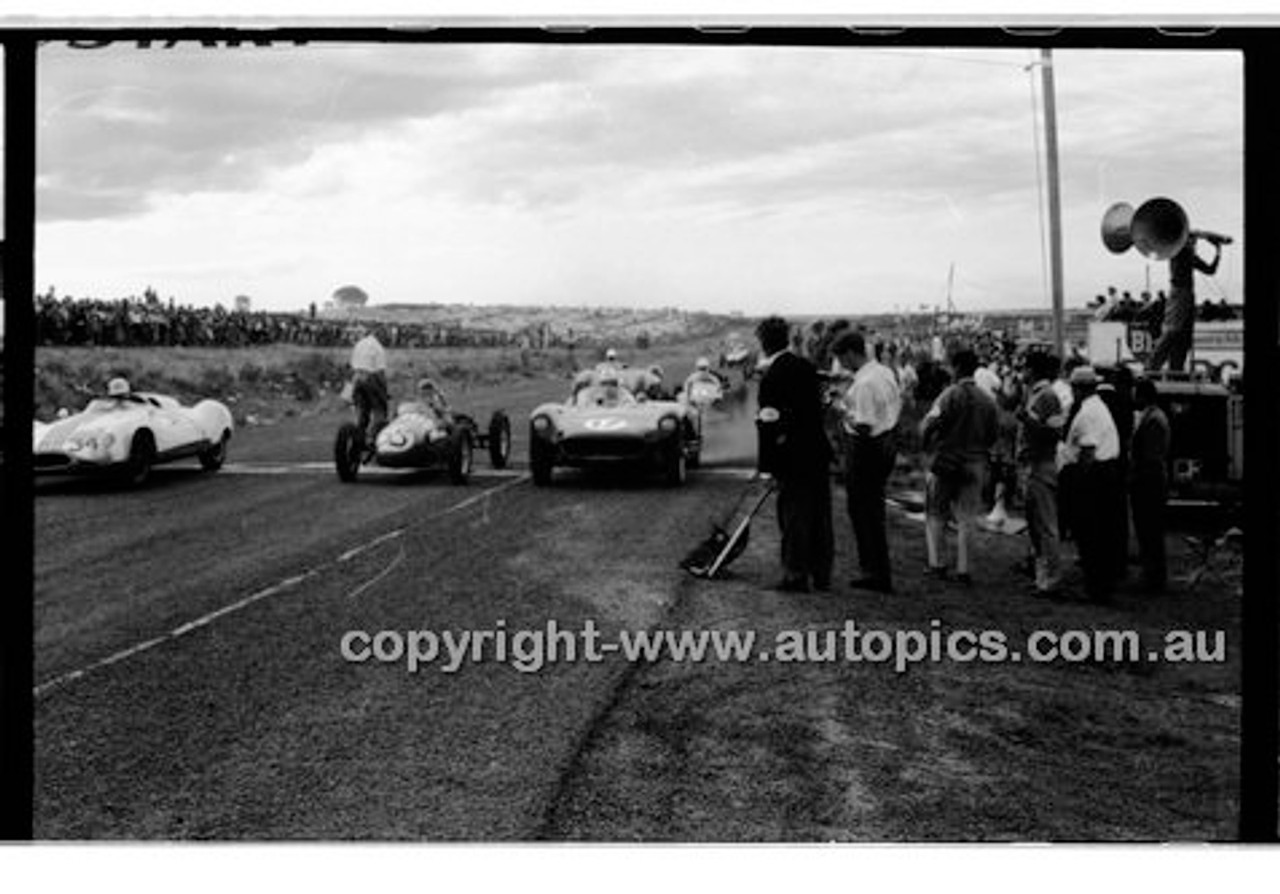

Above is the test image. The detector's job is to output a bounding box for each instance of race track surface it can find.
[34,403,758,839]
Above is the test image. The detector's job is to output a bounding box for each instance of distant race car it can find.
[528,376,700,486]
[33,384,233,486]
[334,400,511,484]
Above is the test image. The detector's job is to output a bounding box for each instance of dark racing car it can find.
[334,395,511,484]
[528,374,700,486]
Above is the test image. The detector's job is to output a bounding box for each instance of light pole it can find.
[1039,48,1066,358]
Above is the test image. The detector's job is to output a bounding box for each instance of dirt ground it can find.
[544,480,1245,842]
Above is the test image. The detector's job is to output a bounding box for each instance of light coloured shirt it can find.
[1064,393,1120,464]
[843,359,902,437]
[350,335,387,373]
[1051,378,1074,417]
[974,365,1001,399]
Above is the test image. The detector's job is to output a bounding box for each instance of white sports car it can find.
[33,391,234,485]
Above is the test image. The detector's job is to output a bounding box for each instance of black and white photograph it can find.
[2,15,1277,877]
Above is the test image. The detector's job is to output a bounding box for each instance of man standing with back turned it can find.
[832,330,902,594]
[755,316,834,593]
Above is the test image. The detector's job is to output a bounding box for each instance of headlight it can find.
[388,431,408,447]
[532,415,552,434]
[658,416,679,433]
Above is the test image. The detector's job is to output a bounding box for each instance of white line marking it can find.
[34,475,529,698]
[347,545,406,600]
[441,474,526,514]
[337,528,405,563]
[221,462,525,478]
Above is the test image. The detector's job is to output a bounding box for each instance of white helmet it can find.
[605,348,618,361]
[695,357,710,371]
[107,377,132,397]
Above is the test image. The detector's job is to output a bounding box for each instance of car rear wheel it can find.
[199,430,230,471]
[530,438,553,486]
[334,423,363,482]
[126,430,155,487]
[449,431,473,484]
[488,411,512,469]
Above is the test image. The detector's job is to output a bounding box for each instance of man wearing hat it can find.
[1062,365,1122,602]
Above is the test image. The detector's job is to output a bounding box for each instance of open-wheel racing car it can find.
[334,398,511,484]
[32,378,233,486]
[528,372,701,486]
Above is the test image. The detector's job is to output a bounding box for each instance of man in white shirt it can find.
[1062,365,1122,602]
[349,324,389,447]
[973,361,1002,400]
[833,330,902,593]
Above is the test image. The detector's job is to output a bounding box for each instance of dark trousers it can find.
[1130,471,1168,590]
[1070,459,1122,600]
[1147,289,1193,372]
[353,372,389,441]
[844,433,896,584]
[776,470,834,586]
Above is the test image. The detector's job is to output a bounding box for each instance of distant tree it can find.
[635,330,651,350]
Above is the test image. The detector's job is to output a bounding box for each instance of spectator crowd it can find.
[752,311,1174,604]
[1086,285,1242,326]
[34,290,523,350]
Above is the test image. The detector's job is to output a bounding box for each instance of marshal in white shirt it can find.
[1063,393,1120,464]
[842,359,902,438]
[350,334,387,374]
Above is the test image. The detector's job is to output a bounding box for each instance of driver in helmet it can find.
[415,376,450,419]
[683,357,723,403]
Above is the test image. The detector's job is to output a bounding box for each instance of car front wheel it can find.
[126,430,155,487]
[530,438,553,486]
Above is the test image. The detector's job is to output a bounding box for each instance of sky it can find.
[29,40,1243,317]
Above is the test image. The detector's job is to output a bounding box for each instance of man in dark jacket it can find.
[1129,377,1171,592]
[755,315,834,592]
[920,348,999,586]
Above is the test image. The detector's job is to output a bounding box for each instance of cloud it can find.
[34,43,1243,314]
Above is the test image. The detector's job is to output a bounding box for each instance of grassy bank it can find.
[33,342,713,425]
